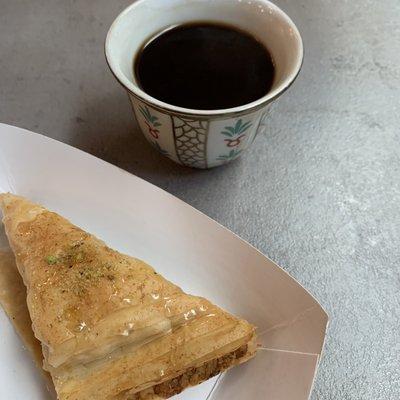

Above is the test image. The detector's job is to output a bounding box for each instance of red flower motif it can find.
[224,134,245,147]
[144,121,159,139]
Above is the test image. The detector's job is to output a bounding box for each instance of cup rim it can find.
[105,0,304,118]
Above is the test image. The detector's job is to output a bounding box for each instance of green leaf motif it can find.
[139,106,150,121]
[216,149,243,161]
[139,105,161,128]
[151,140,169,156]
[221,119,252,137]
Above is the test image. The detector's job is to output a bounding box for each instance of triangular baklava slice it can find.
[0,194,256,400]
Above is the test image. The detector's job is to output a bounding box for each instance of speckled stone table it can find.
[1,1,399,398]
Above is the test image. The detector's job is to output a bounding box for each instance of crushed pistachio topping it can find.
[45,255,59,265]
[43,238,118,298]
[69,263,116,297]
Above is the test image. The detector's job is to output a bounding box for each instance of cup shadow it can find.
[68,91,196,178]
[67,90,246,200]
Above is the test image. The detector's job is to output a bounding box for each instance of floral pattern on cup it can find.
[132,100,269,168]
[212,118,253,164]
[221,119,252,148]
[139,105,161,139]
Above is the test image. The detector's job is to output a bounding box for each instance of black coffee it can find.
[134,23,275,110]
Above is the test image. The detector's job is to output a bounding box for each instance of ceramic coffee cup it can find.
[105,0,303,168]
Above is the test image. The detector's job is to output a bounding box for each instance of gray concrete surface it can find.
[1,1,399,398]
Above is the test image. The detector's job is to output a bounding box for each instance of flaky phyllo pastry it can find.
[0,194,257,400]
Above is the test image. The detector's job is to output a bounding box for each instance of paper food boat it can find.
[0,123,328,400]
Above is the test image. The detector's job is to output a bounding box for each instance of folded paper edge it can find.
[208,348,320,400]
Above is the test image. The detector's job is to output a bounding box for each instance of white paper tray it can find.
[0,123,328,400]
